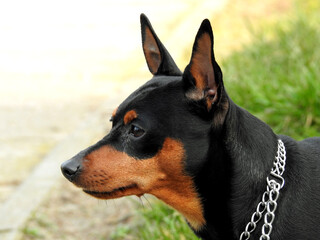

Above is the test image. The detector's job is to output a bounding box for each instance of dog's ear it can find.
[183,19,224,112]
[140,14,181,76]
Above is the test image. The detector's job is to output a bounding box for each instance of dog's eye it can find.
[129,125,145,138]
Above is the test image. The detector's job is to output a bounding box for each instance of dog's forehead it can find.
[115,76,182,118]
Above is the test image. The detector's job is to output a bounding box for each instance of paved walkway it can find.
[0,0,226,239]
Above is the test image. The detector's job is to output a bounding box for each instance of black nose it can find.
[61,157,82,182]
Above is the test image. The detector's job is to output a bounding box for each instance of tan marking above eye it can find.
[123,110,138,125]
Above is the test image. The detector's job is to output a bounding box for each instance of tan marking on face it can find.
[77,138,205,230]
[149,138,205,230]
[123,110,138,125]
[190,33,214,91]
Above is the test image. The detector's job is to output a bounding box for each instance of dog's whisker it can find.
[138,196,145,209]
[142,195,153,209]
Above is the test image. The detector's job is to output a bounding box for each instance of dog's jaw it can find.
[69,137,206,230]
[83,184,139,199]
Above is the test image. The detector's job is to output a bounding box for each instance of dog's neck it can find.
[224,99,278,182]
[224,100,278,233]
[194,99,278,239]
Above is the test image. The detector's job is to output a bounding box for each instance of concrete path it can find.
[0,0,226,239]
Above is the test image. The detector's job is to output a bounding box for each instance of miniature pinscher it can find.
[61,14,320,239]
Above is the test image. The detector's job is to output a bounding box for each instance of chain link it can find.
[240,139,286,240]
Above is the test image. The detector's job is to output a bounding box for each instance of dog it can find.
[61,14,320,239]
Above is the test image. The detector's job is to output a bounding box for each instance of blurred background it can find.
[0,0,319,239]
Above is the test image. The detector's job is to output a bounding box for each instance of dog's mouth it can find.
[83,183,139,199]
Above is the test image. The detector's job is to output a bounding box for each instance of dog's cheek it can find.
[148,138,206,231]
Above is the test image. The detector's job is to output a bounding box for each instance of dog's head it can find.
[61,14,229,230]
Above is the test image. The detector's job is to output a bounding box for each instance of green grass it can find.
[111,199,198,240]
[111,1,320,239]
[223,9,320,139]
[21,227,44,239]
[21,212,55,240]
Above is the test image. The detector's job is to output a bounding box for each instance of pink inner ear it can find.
[189,33,215,91]
[143,27,161,74]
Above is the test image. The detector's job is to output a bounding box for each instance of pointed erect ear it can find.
[140,14,181,76]
[183,19,224,111]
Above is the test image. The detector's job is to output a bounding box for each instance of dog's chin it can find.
[83,183,139,200]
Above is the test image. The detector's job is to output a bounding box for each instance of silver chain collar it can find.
[239,139,286,240]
